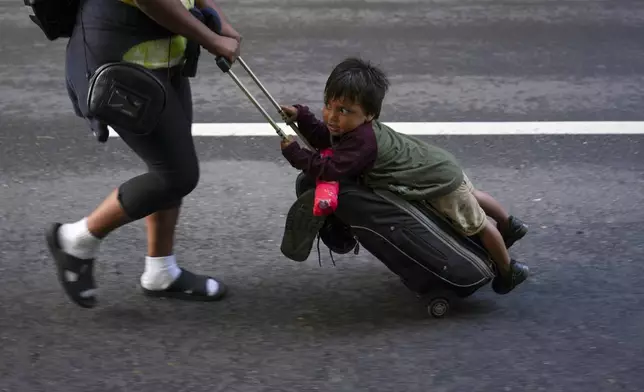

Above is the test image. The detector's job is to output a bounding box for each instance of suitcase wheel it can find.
[427,297,450,318]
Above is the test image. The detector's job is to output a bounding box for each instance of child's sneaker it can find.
[499,216,528,249]
[492,259,530,295]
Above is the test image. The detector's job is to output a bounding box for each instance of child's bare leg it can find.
[428,174,529,294]
[479,220,511,274]
[473,189,528,248]
[477,220,530,294]
[473,189,509,229]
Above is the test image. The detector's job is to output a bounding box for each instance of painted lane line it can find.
[108,121,644,137]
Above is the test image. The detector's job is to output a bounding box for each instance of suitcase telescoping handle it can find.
[202,9,314,150]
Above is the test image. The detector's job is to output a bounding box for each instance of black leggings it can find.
[65,0,199,220]
[114,69,199,219]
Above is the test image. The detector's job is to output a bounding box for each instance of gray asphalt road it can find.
[1,1,644,391]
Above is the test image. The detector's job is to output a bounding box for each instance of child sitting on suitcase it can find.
[279,57,529,294]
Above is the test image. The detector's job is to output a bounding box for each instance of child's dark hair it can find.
[324,57,390,119]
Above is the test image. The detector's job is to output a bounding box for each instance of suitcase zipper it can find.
[407,209,492,278]
[373,191,494,278]
[351,225,489,288]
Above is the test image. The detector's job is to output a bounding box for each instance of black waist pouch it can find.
[80,2,182,135]
[87,62,167,135]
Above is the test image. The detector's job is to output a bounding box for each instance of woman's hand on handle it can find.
[133,0,240,63]
[205,35,240,64]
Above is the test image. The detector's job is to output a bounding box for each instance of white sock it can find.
[58,218,102,260]
[141,255,182,290]
[140,255,220,295]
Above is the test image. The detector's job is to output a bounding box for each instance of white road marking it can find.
[108,121,644,137]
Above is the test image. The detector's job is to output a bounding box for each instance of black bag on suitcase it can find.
[295,173,496,318]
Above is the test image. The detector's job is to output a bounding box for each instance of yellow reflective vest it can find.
[119,0,195,69]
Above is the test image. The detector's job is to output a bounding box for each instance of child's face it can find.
[322,97,374,136]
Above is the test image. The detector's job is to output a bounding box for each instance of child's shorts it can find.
[424,172,487,237]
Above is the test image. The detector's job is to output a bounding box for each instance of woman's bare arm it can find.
[134,0,239,60]
[194,0,241,41]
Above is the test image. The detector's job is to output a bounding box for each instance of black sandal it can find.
[45,223,98,308]
[141,268,227,301]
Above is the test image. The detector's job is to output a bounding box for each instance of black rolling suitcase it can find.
[293,173,496,318]
[206,16,496,318]
[331,182,497,317]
